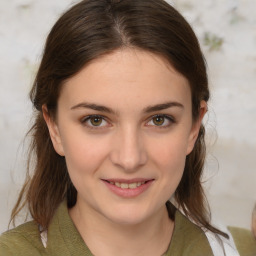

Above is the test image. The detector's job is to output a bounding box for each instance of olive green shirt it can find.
[0,201,255,255]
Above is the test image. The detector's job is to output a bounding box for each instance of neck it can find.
[69,200,174,256]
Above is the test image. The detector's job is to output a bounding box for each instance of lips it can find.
[102,179,154,198]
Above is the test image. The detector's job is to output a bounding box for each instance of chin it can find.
[101,203,156,226]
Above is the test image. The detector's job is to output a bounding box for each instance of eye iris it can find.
[90,116,102,126]
[153,116,164,126]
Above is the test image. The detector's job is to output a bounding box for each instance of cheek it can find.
[148,133,188,190]
[60,130,110,177]
[150,133,189,167]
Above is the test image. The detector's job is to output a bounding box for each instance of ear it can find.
[186,101,207,155]
[42,105,65,156]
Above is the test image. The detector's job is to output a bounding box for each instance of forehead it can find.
[60,49,191,112]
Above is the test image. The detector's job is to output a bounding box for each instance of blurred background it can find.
[0,0,255,233]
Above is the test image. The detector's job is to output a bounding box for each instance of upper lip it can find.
[102,178,154,184]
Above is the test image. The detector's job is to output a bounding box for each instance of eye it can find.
[81,115,109,128]
[146,114,175,127]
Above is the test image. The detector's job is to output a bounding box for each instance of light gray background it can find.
[0,0,255,233]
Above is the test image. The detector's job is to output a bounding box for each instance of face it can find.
[44,49,206,225]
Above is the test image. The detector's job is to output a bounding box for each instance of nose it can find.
[109,126,147,172]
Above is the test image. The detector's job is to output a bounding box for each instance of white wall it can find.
[0,0,255,233]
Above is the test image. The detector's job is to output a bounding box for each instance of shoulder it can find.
[228,226,256,256]
[167,210,214,255]
[0,221,44,256]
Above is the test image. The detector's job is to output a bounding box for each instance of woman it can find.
[0,0,255,255]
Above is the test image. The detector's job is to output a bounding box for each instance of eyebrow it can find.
[70,102,114,114]
[143,102,184,113]
[70,101,184,114]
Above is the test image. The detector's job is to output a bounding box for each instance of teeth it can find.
[128,183,137,189]
[121,183,129,189]
[110,181,147,189]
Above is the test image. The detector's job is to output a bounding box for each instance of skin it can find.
[43,48,207,256]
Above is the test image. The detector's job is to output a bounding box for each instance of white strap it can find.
[204,225,240,256]
[39,225,48,248]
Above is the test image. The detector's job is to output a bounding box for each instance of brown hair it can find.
[11,0,227,238]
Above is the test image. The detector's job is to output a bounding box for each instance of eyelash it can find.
[80,115,110,129]
[80,114,175,129]
[146,114,176,128]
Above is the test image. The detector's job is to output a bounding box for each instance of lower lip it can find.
[102,180,154,198]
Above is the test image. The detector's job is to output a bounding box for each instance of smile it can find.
[108,181,146,189]
[102,179,154,198]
